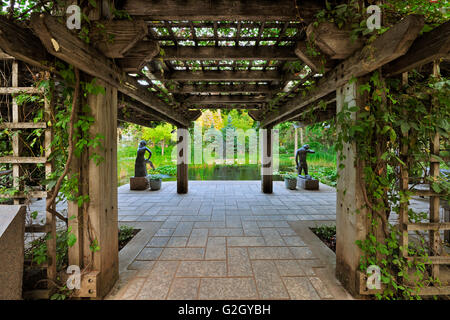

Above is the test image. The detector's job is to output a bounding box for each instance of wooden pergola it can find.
[0,0,449,299]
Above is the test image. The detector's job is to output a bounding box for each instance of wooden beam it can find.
[122,0,322,22]
[289,103,336,125]
[157,70,284,81]
[159,46,298,61]
[0,156,47,164]
[0,87,43,94]
[248,110,264,121]
[295,41,329,73]
[185,95,268,104]
[0,122,46,129]
[188,105,261,109]
[0,16,49,69]
[29,13,190,127]
[185,110,202,121]
[119,98,173,123]
[261,15,424,127]
[118,110,160,127]
[117,40,160,72]
[90,20,148,58]
[118,117,155,127]
[173,84,274,94]
[384,21,450,76]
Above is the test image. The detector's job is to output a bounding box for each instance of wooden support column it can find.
[44,89,57,287]
[261,127,273,194]
[429,60,441,279]
[335,81,368,296]
[11,61,22,205]
[177,127,189,194]
[294,127,298,153]
[399,72,409,260]
[67,77,118,299]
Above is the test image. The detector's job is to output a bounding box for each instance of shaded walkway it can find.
[107,181,352,300]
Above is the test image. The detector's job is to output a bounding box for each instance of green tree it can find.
[223,109,254,131]
[141,123,174,156]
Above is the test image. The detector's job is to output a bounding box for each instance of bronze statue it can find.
[295,144,315,177]
[135,140,155,177]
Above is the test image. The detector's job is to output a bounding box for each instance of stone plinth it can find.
[0,205,26,300]
[297,176,319,190]
[130,177,149,190]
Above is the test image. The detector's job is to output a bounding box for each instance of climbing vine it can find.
[335,70,449,299]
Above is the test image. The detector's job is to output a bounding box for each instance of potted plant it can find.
[282,173,298,190]
[148,174,163,191]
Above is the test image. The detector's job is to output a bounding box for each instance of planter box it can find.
[149,179,162,191]
[306,22,364,60]
[284,178,298,190]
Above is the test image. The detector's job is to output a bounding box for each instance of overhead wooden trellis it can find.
[0,0,449,299]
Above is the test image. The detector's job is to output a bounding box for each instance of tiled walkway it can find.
[27,179,433,299]
[107,180,352,300]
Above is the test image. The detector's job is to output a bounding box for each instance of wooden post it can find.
[177,127,188,194]
[261,127,273,194]
[399,72,409,260]
[67,77,118,298]
[44,90,57,287]
[335,81,368,296]
[294,127,298,153]
[429,60,441,280]
[11,60,22,205]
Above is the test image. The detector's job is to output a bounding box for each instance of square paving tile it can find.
[136,261,179,300]
[120,277,146,300]
[167,236,189,247]
[127,260,156,271]
[252,260,289,299]
[274,260,306,276]
[159,247,205,260]
[136,247,163,261]
[199,278,258,300]
[167,278,200,300]
[177,261,227,277]
[282,277,320,300]
[154,229,175,237]
[248,247,294,260]
[227,247,253,277]
[187,229,209,247]
[283,236,306,247]
[289,247,316,259]
[205,237,226,260]
[309,277,334,299]
[227,236,266,247]
[209,228,244,237]
[146,237,170,247]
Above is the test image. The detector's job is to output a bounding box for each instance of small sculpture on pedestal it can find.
[135,140,155,177]
[295,144,319,190]
[130,140,155,190]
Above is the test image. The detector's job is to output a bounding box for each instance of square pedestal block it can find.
[297,176,319,190]
[0,205,25,300]
[130,176,149,190]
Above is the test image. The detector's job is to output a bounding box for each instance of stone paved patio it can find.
[106,180,352,300]
[27,180,433,300]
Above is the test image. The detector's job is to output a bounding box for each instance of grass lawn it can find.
[117,143,337,187]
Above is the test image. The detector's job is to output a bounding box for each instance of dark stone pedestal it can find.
[130,176,149,190]
[297,176,319,190]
